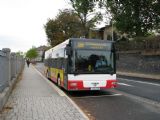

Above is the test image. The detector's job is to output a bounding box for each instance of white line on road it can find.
[118,78,160,87]
[111,89,160,108]
[118,82,133,87]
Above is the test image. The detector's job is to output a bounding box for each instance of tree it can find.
[26,48,38,59]
[103,0,160,37]
[69,0,102,37]
[16,51,23,56]
[44,9,83,46]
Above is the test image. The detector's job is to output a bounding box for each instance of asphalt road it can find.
[117,75,160,102]
[69,91,160,120]
[35,63,160,120]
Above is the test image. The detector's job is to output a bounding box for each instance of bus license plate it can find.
[91,87,100,90]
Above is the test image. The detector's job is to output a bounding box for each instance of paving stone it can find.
[0,65,86,120]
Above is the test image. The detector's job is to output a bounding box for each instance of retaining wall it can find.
[0,48,25,111]
[117,53,160,75]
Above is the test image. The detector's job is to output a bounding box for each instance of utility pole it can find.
[112,19,114,41]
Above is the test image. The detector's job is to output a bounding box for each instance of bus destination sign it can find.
[76,42,111,50]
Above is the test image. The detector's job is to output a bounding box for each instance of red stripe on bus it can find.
[106,80,118,88]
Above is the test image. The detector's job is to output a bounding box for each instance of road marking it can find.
[73,94,122,98]
[118,82,133,87]
[111,89,160,108]
[118,78,160,87]
[32,66,89,120]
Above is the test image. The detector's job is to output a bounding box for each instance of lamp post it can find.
[111,19,114,41]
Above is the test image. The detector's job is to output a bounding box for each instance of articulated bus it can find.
[44,38,117,91]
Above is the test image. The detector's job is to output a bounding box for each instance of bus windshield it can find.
[72,49,115,74]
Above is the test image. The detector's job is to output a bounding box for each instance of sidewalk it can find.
[117,71,160,80]
[0,65,87,120]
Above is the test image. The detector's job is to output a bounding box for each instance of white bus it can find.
[44,38,117,91]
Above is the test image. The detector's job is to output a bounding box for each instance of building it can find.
[35,46,48,62]
[89,25,119,41]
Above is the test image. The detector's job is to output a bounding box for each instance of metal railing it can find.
[0,48,25,92]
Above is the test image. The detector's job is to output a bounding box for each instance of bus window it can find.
[74,49,114,74]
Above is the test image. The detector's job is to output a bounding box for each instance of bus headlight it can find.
[70,83,77,87]
[112,82,117,85]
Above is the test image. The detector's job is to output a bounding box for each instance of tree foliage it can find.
[104,0,160,37]
[44,9,83,47]
[26,48,38,59]
[16,51,23,56]
[69,0,102,37]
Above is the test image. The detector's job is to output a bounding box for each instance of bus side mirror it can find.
[66,46,71,56]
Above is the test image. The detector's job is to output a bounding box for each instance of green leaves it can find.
[44,1,103,46]
[69,0,102,37]
[26,48,38,59]
[105,0,160,37]
[44,9,83,47]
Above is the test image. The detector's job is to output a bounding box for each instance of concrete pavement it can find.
[0,65,87,120]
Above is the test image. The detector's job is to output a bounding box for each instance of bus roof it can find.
[45,38,114,58]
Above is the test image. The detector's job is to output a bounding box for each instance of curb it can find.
[0,77,17,111]
[33,66,89,120]
[117,71,160,80]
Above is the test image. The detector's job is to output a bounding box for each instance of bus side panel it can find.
[50,68,57,82]
[59,69,65,88]
[50,67,66,89]
[63,73,68,90]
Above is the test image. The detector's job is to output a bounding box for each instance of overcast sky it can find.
[0,0,71,52]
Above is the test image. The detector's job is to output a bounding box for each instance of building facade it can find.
[35,46,48,62]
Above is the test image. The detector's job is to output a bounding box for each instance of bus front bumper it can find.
[68,80,118,91]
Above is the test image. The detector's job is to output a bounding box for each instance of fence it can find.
[0,48,25,93]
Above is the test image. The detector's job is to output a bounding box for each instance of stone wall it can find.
[116,53,160,75]
[0,48,25,111]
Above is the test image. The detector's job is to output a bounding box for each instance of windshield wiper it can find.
[107,71,114,75]
[73,72,80,76]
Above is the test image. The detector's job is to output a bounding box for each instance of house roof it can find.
[99,25,111,31]
[36,46,48,51]
[91,25,112,32]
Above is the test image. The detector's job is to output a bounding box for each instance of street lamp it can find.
[111,19,114,41]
